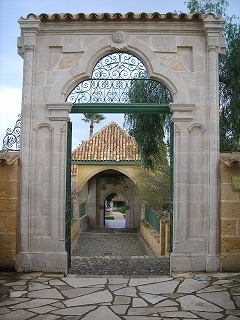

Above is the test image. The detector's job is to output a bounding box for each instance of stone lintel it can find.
[47,102,72,121]
[17,251,68,275]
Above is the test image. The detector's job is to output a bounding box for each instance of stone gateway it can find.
[17,12,224,274]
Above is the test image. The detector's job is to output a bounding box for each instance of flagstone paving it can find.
[0,272,239,319]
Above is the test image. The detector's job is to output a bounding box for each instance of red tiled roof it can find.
[72,121,140,162]
[21,12,222,23]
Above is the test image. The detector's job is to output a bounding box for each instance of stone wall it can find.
[220,153,240,271]
[1,150,239,271]
[140,212,170,257]
[0,151,19,270]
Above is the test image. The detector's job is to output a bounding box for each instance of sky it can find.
[0,0,239,150]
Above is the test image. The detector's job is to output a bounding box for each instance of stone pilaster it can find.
[170,103,209,272]
[17,16,40,258]
[204,16,224,271]
[17,102,72,274]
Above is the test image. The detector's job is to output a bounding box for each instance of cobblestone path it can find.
[70,230,170,275]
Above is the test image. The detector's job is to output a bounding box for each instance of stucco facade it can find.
[17,12,224,273]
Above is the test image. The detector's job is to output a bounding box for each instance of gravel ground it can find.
[70,256,170,275]
[72,233,152,257]
[70,230,170,275]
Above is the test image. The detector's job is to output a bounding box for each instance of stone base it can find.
[17,251,68,275]
[206,254,221,271]
[170,253,221,273]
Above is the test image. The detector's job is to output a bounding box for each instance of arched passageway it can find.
[104,192,126,229]
[67,52,172,260]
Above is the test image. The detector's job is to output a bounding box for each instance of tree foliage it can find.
[124,79,172,169]
[185,0,229,16]
[136,164,170,212]
[186,0,240,151]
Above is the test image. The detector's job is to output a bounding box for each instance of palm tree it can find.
[82,113,105,137]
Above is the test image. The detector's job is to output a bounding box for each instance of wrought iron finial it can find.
[2,114,21,150]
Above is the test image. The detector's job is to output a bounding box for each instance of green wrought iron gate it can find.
[169,122,174,253]
[66,52,174,271]
[65,120,72,269]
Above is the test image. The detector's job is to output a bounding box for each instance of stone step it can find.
[70,256,170,276]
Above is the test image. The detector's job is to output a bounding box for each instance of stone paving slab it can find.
[0,272,240,319]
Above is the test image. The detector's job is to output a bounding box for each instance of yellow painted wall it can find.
[76,163,140,188]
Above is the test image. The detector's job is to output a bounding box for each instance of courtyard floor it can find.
[0,271,239,319]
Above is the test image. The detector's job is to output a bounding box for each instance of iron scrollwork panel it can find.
[2,114,21,151]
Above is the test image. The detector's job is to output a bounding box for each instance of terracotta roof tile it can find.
[21,12,222,23]
[72,121,140,162]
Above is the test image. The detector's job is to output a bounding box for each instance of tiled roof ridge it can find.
[72,121,140,161]
[19,12,223,22]
[72,121,121,153]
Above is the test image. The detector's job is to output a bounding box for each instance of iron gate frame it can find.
[67,103,174,269]
[65,120,72,269]
[66,52,174,270]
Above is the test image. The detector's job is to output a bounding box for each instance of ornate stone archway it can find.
[17,12,224,274]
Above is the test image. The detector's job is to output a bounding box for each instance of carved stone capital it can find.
[207,36,219,51]
[170,103,195,122]
[47,102,72,121]
[24,44,36,52]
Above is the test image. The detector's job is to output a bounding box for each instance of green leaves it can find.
[186,0,240,152]
[124,79,172,169]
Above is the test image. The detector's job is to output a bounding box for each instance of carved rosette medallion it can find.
[112,31,126,43]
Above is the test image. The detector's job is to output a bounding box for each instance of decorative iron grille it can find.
[67,52,172,104]
[2,114,21,151]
